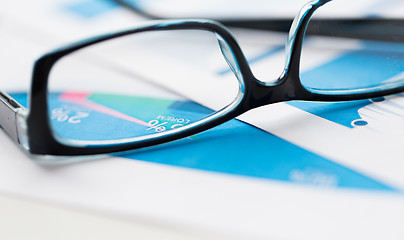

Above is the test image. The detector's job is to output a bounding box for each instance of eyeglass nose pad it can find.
[216,35,243,83]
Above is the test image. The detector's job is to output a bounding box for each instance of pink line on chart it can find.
[59,92,153,128]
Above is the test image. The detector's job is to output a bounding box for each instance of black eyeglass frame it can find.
[1,0,404,157]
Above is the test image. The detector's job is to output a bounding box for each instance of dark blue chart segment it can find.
[126,119,394,191]
[10,92,395,191]
[289,100,373,128]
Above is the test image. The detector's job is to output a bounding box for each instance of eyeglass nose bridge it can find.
[242,0,328,109]
[243,72,305,110]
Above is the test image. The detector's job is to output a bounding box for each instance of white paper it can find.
[1,0,404,239]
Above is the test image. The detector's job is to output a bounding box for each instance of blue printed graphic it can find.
[64,0,119,18]
[10,93,397,191]
[289,100,372,128]
[126,120,394,191]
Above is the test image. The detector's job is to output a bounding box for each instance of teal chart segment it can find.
[46,92,212,141]
[11,93,396,191]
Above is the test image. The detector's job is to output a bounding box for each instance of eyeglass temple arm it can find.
[0,90,25,144]
[221,18,404,43]
[114,0,403,42]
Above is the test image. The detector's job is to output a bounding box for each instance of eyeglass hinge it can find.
[0,90,25,144]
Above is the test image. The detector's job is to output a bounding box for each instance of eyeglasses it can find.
[1,0,403,157]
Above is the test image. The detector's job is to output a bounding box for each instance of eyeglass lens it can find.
[47,29,242,144]
[300,0,404,95]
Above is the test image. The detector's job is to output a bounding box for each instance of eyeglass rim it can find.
[26,19,255,156]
